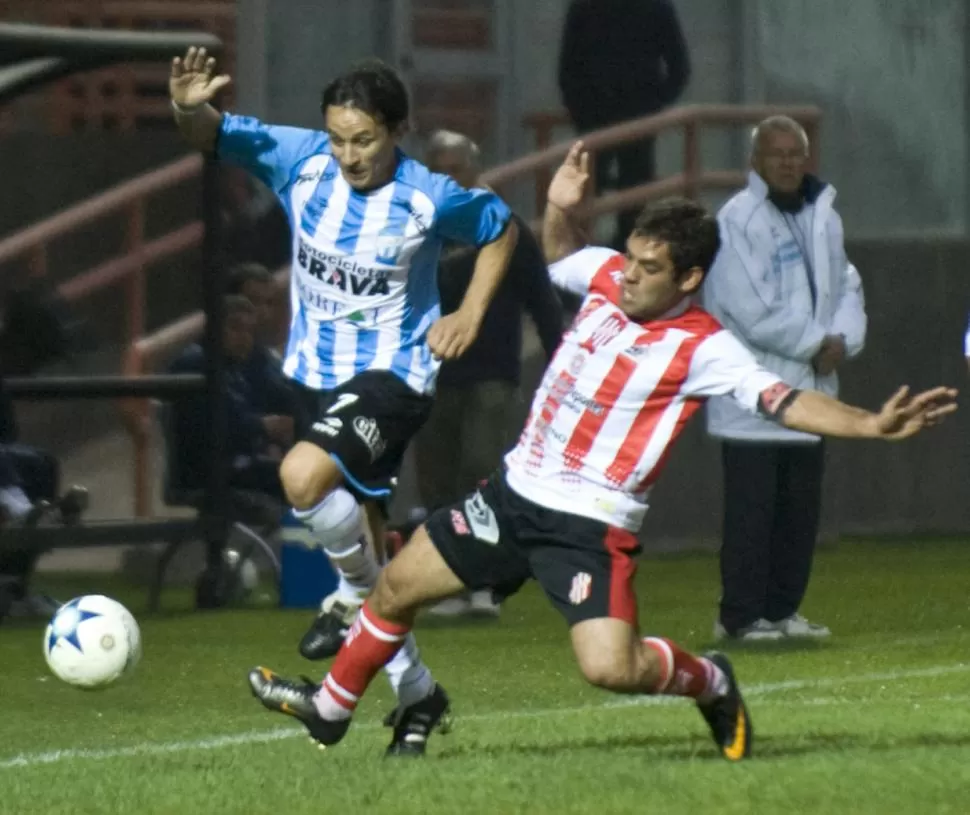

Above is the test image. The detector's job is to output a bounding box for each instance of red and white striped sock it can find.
[642,637,728,704]
[313,601,410,721]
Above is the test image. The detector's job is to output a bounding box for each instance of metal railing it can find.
[0,152,205,515]
[0,152,204,342]
[501,104,822,216]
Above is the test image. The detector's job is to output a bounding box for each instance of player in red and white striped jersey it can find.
[249,143,957,761]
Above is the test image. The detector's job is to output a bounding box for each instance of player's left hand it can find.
[871,385,958,440]
[428,310,482,360]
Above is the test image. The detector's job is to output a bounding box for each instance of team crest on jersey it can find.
[569,572,592,605]
[374,234,405,265]
[579,312,627,353]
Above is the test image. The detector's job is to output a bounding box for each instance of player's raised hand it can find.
[547,141,590,211]
[871,385,958,440]
[170,47,231,109]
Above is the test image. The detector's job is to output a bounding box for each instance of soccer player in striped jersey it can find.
[245,147,955,760]
[169,48,518,755]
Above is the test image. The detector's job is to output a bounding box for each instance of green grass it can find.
[2,539,969,814]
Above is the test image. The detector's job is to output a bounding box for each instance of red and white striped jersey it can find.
[505,247,784,532]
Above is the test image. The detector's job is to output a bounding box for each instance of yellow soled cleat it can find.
[696,652,753,761]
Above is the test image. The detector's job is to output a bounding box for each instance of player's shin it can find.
[295,487,379,602]
[641,637,729,703]
[314,600,412,720]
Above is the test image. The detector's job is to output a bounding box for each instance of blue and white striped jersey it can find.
[217,114,511,394]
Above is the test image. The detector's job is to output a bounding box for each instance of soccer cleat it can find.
[773,613,831,639]
[298,595,362,660]
[696,652,752,761]
[467,589,501,617]
[247,666,350,749]
[384,683,453,757]
[427,596,472,617]
[714,618,784,642]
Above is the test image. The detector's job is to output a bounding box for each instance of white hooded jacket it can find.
[703,171,867,443]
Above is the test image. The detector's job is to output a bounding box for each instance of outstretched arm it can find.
[689,331,957,442]
[543,141,591,264]
[774,385,957,441]
[169,46,231,153]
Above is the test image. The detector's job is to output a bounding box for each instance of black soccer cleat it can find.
[298,598,361,661]
[696,652,752,761]
[384,683,453,757]
[247,666,350,749]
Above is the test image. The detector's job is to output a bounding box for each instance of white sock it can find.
[335,573,372,605]
[294,488,379,603]
[0,487,32,520]
[384,633,434,709]
[312,677,355,721]
[697,659,730,704]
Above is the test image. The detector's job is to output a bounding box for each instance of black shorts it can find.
[426,471,642,627]
[293,370,432,503]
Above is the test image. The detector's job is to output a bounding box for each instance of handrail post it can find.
[123,197,151,515]
[534,171,547,218]
[29,244,47,279]
[125,197,146,345]
[121,344,153,517]
[683,120,700,200]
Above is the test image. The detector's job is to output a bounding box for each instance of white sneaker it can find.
[428,596,472,616]
[774,613,831,639]
[467,590,501,617]
[714,618,785,642]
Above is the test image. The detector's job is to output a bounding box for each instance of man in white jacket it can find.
[703,115,868,642]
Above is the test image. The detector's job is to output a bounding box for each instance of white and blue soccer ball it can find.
[43,595,142,689]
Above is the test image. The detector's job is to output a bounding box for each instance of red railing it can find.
[0,153,205,514]
[490,104,822,216]
[0,154,203,336]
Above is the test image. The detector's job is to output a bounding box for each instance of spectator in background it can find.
[168,295,295,501]
[558,0,690,249]
[225,262,300,422]
[703,115,868,642]
[0,290,88,619]
[415,130,565,617]
[221,165,291,270]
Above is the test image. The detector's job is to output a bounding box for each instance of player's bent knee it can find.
[577,654,632,691]
[572,620,640,692]
[279,443,342,509]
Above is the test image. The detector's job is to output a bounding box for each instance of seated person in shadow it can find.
[168,295,295,503]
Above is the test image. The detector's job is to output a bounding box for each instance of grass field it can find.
[2,539,969,815]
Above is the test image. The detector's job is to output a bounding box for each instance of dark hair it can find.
[632,198,721,285]
[223,294,256,319]
[320,59,410,131]
[226,262,272,296]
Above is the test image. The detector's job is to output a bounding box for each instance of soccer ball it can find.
[43,595,142,689]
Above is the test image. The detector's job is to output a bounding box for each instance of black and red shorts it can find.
[425,470,642,627]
